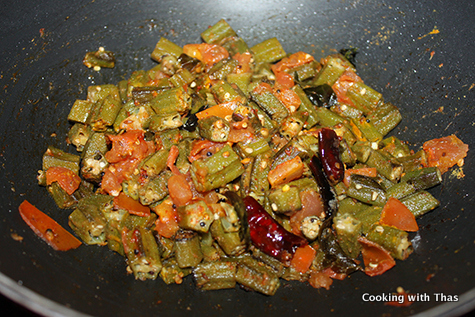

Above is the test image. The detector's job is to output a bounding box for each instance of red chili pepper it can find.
[318,127,344,185]
[243,196,307,265]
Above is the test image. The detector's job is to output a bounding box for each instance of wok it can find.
[1,0,474,316]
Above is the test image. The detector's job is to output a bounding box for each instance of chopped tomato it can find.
[45,166,81,195]
[252,82,273,95]
[18,200,81,251]
[271,51,315,88]
[113,192,151,217]
[227,125,255,143]
[343,167,377,187]
[183,43,229,66]
[358,236,396,277]
[422,134,468,174]
[102,130,155,196]
[195,100,238,120]
[168,174,193,207]
[274,71,295,89]
[166,145,181,175]
[273,87,301,112]
[308,271,333,290]
[380,197,419,232]
[152,198,180,238]
[290,189,325,236]
[290,244,317,274]
[232,52,252,74]
[268,156,304,188]
[331,70,362,106]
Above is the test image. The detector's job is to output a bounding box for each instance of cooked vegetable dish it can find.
[26,20,468,295]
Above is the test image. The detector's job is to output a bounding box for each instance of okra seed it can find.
[45,229,54,241]
[242,122,248,128]
[260,161,267,169]
[341,105,347,111]
[271,203,278,211]
[244,147,253,154]
[282,184,290,192]
[98,46,105,52]
[222,151,230,158]
[375,225,384,233]
[241,158,251,164]
[371,191,379,201]
[355,184,362,190]
[224,92,230,99]
[360,88,366,95]
[260,128,269,137]
[93,66,101,71]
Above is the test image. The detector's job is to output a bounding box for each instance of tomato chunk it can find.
[45,166,81,195]
[290,244,317,274]
[19,200,82,251]
[423,134,468,174]
[380,197,419,232]
[358,236,395,277]
[113,192,151,217]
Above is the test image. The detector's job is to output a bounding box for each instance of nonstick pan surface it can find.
[1,0,474,316]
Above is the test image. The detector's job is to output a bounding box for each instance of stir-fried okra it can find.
[36,19,468,294]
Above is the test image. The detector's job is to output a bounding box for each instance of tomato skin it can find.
[113,192,151,217]
[358,236,396,277]
[168,174,193,207]
[101,131,155,196]
[423,134,468,174]
[19,200,82,251]
[290,244,317,274]
[45,166,81,195]
[152,198,180,238]
[332,70,362,106]
[308,271,333,290]
[380,197,419,232]
[183,43,229,66]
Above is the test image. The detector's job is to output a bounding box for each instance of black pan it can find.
[1,0,474,316]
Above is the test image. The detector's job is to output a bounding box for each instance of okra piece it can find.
[210,218,246,256]
[226,73,252,96]
[47,182,78,209]
[105,219,126,256]
[367,102,402,136]
[160,258,192,285]
[333,214,362,258]
[210,79,245,104]
[174,230,203,268]
[194,261,237,291]
[177,200,214,233]
[142,148,169,178]
[366,149,403,182]
[122,174,140,201]
[157,235,175,260]
[237,137,271,158]
[67,123,92,152]
[91,94,122,132]
[250,83,289,125]
[291,60,319,81]
[250,247,285,277]
[339,138,357,167]
[346,82,382,114]
[401,190,440,218]
[249,151,272,204]
[149,113,183,132]
[387,166,442,200]
[151,37,183,62]
[346,174,387,206]
[209,57,239,80]
[397,150,428,173]
[315,106,345,127]
[118,80,128,102]
[379,136,411,158]
[123,213,157,231]
[42,146,81,175]
[221,36,250,56]
[291,84,319,128]
[122,226,162,280]
[68,194,111,245]
[239,156,254,197]
[201,19,237,44]
[80,132,109,183]
[68,99,93,123]
[268,185,302,214]
[312,55,349,86]
[138,173,169,206]
[198,115,231,142]
[235,256,280,296]
[191,145,244,192]
[250,37,286,64]
[83,47,115,69]
[178,53,203,73]
[87,84,120,105]
[149,87,191,116]
[279,110,308,140]
[350,141,373,163]
[351,117,383,143]
[337,197,370,217]
[366,224,413,260]
[132,86,167,104]
[352,206,382,235]
[169,68,195,87]
[330,103,364,119]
